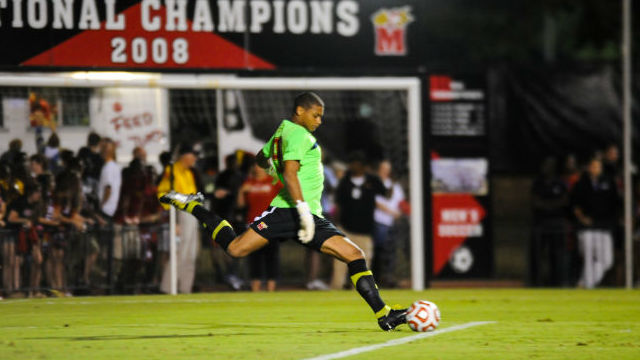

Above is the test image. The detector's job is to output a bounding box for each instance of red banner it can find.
[22,3,274,69]
[432,193,486,275]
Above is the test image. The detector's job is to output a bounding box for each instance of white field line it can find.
[302,321,496,360]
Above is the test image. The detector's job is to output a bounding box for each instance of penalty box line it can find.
[302,321,496,360]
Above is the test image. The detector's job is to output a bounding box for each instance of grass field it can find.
[1,289,639,359]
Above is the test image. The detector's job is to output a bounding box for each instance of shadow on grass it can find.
[26,333,251,341]
[25,328,374,341]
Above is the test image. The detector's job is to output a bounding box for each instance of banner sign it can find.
[0,0,427,70]
[90,87,167,162]
[430,75,486,137]
[428,74,491,279]
[432,193,487,275]
[430,156,491,277]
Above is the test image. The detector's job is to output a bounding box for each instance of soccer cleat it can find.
[159,191,204,210]
[377,308,408,331]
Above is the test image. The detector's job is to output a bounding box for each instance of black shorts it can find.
[249,207,344,251]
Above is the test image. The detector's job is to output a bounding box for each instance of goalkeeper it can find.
[160,92,406,331]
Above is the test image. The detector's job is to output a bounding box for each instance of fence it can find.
[0,223,169,297]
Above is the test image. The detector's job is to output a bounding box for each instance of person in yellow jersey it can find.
[160,92,407,331]
[157,142,202,294]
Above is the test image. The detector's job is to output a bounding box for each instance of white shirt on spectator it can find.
[98,160,121,216]
[374,179,405,226]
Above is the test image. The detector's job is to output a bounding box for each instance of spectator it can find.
[571,157,620,289]
[210,153,244,291]
[64,157,102,290]
[561,154,581,191]
[113,148,150,292]
[237,163,283,292]
[98,138,121,220]
[372,160,405,288]
[157,151,172,185]
[602,144,621,185]
[530,157,570,286]
[1,164,21,207]
[36,167,59,294]
[0,139,23,166]
[44,133,61,174]
[1,162,14,297]
[213,154,244,221]
[77,132,103,187]
[77,132,103,211]
[5,181,43,297]
[601,144,625,286]
[155,151,172,290]
[51,157,84,296]
[1,162,19,297]
[157,142,202,294]
[29,154,52,201]
[137,155,164,292]
[331,151,386,290]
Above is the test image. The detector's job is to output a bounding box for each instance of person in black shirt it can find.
[571,157,620,288]
[331,151,386,289]
[210,153,245,291]
[5,182,43,297]
[77,132,103,200]
[530,157,570,286]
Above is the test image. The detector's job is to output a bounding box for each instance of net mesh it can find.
[0,85,412,289]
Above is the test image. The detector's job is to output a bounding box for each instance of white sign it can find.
[90,87,168,164]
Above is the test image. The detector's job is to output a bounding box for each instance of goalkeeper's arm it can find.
[256,149,278,180]
[256,150,271,169]
[282,160,314,243]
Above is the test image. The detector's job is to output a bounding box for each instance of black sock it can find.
[348,259,388,317]
[191,205,236,251]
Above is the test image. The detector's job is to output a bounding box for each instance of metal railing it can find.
[0,223,169,297]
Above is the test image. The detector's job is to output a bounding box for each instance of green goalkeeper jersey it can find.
[262,119,324,217]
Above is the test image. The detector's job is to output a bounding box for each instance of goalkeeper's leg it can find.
[159,191,268,257]
[320,236,407,331]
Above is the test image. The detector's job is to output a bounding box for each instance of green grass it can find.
[1,289,639,359]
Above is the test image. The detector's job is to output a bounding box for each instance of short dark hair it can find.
[159,151,171,167]
[47,132,60,148]
[9,138,22,151]
[293,92,324,114]
[88,132,101,147]
[29,153,48,167]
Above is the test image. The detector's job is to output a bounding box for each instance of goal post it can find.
[0,72,425,291]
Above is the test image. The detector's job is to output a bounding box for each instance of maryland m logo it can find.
[371,6,414,56]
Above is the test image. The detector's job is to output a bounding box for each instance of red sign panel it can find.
[432,193,486,275]
[22,3,274,69]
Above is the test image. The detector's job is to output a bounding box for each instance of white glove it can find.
[296,200,315,244]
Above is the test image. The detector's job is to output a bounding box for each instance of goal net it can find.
[0,73,424,292]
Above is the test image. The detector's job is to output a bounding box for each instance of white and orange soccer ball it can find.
[406,300,440,332]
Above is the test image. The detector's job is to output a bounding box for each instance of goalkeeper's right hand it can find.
[296,200,315,244]
[265,161,279,184]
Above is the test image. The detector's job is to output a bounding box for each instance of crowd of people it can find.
[0,131,409,299]
[0,132,166,299]
[530,144,639,288]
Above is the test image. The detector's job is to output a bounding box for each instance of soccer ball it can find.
[406,300,440,332]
